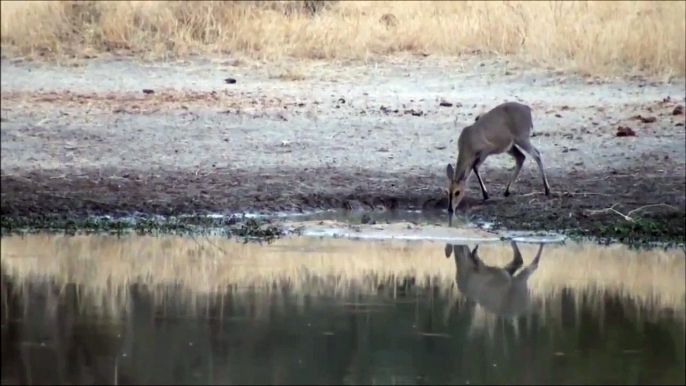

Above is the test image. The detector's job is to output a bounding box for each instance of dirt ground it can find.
[1,55,685,240]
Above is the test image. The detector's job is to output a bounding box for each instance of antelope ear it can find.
[446,164,454,180]
[444,244,453,258]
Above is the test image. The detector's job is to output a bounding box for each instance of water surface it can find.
[1,235,684,385]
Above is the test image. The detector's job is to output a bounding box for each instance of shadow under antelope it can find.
[445,101,551,213]
[445,241,544,318]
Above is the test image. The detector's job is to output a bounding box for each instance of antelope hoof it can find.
[544,188,551,196]
[504,190,511,197]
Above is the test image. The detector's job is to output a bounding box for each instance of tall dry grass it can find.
[1,1,684,78]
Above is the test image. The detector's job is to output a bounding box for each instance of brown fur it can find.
[445,101,551,212]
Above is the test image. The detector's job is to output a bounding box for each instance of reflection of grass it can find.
[1,1,684,78]
[2,235,684,322]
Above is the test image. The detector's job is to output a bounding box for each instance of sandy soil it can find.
[1,55,685,237]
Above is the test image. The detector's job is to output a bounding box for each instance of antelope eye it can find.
[453,191,460,197]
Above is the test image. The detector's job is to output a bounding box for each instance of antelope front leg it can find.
[472,157,489,201]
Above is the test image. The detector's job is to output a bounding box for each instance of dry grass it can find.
[269,66,307,81]
[1,1,684,78]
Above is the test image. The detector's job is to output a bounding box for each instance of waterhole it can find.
[1,234,684,385]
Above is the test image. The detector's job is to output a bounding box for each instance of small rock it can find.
[616,126,636,137]
[673,105,684,115]
[403,109,423,117]
[224,78,237,84]
[555,113,562,118]
[439,101,453,107]
[639,116,657,123]
[142,89,155,94]
[381,105,398,114]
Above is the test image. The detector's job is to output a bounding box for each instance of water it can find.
[1,234,684,385]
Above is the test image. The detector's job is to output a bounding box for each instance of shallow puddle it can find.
[1,234,684,385]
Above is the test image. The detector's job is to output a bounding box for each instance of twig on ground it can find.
[586,203,681,222]
[626,203,679,217]
[587,203,631,221]
[585,174,631,181]
[517,191,611,198]
[568,192,612,196]
[519,191,543,197]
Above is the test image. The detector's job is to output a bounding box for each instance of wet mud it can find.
[2,163,683,243]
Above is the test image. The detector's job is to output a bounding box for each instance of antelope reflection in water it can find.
[445,240,544,318]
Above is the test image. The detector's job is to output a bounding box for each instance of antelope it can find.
[445,101,551,213]
[445,240,544,318]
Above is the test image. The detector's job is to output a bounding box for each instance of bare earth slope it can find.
[1,56,685,239]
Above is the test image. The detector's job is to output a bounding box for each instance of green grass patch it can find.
[1,213,286,243]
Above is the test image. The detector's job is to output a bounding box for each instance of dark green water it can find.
[2,278,684,385]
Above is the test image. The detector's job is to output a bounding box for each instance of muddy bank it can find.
[2,163,684,244]
[1,57,685,243]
